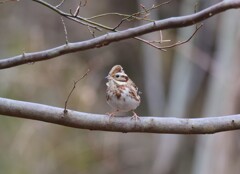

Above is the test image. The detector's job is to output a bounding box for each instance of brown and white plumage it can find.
[106,65,141,119]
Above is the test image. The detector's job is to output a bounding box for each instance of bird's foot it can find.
[106,111,118,120]
[130,111,140,121]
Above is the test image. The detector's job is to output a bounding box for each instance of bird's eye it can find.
[115,74,120,78]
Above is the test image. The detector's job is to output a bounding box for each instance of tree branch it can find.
[0,0,240,69]
[32,0,106,31]
[0,97,240,134]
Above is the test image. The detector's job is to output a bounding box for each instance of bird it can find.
[106,65,141,120]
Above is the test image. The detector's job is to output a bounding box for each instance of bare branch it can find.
[150,30,171,44]
[0,97,240,134]
[1,0,240,69]
[32,0,104,31]
[134,37,167,51]
[87,13,150,21]
[32,0,196,51]
[64,69,90,112]
[70,0,87,17]
[159,24,203,49]
[87,1,171,22]
[34,0,169,32]
[148,30,171,44]
[60,17,69,44]
[87,26,96,38]
[112,1,172,30]
[138,23,203,51]
[56,0,65,8]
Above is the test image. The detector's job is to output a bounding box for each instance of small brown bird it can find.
[106,65,141,120]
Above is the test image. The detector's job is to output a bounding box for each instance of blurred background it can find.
[1,0,240,174]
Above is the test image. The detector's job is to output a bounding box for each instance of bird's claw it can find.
[106,111,118,121]
[131,111,140,121]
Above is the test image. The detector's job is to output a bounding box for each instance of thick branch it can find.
[0,97,240,134]
[0,0,240,69]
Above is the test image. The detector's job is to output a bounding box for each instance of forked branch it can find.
[136,24,203,51]
[0,0,240,69]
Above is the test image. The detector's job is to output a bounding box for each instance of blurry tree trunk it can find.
[192,10,240,174]
[151,1,202,174]
[139,0,165,116]
[138,1,167,172]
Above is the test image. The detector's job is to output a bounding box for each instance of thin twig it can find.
[113,0,172,30]
[87,1,171,30]
[135,37,167,51]
[80,0,87,7]
[56,0,65,8]
[149,30,171,44]
[87,13,151,21]
[64,69,90,113]
[73,1,81,16]
[60,17,69,44]
[160,24,203,49]
[194,2,199,14]
[135,2,202,50]
[88,0,171,21]
[70,1,82,17]
[87,26,96,38]
[136,23,203,51]
[33,0,104,31]
[70,0,87,17]
[113,14,154,31]
[140,4,149,14]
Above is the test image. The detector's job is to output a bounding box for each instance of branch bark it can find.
[0,0,240,69]
[0,97,240,134]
